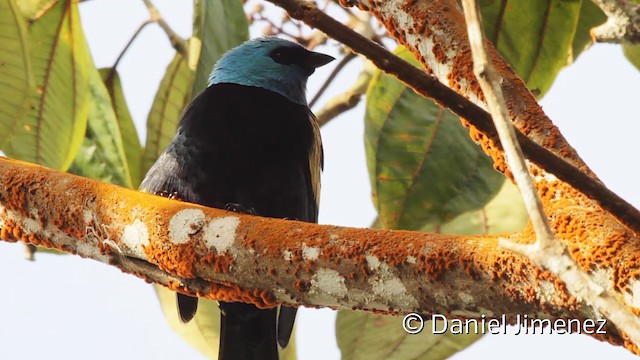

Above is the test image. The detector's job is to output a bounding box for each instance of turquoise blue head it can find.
[208,37,335,105]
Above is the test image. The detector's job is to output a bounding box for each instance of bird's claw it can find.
[224,203,257,215]
[154,190,183,201]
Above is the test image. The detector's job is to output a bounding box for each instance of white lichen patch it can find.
[536,280,557,304]
[121,220,149,259]
[283,249,293,262]
[302,244,320,260]
[457,292,475,306]
[406,255,417,264]
[590,267,612,289]
[203,216,239,253]
[83,210,93,225]
[370,275,419,309]
[365,254,381,270]
[624,279,640,308]
[169,209,205,244]
[309,268,348,306]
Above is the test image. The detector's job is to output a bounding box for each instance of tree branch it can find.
[461,0,640,347]
[590,0,640,44]
[142,0,189,59]
[0,156,635,351]
[265,0,640,236]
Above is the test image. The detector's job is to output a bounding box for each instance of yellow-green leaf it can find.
[68,65,132,188]
[101,68,143,187]
[190,0,248,95]
[155,285,220,358]
[7,0,89,171]
[623,44,640,71]
[14,0,57,20]
[141,53,194,175]
[365,46,504,231]
[0,0,34,150]
[155,286,297,359]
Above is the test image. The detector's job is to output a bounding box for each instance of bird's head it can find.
[208,37,335,105]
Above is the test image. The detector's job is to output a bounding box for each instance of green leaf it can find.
[365,46,504,231]
[0,0,34,150]
[479,0,582,97]
[140,53,194,175]
[155,285,220,358]
[6,0,90,171]
[623,44,640,71]
[101,68,143,187]
[68,65,132,188]
[337,311,480,360]
[14,0,57,20]
[190,0,249,95]
[155,286,297,359]
[570,0,606,62]
[422,178,529,235]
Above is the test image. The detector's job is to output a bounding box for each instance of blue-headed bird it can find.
[140,37,334,360]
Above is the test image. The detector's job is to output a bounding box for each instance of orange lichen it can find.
[205,282,279,309]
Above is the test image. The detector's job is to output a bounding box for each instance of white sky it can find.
[1,0,640,359]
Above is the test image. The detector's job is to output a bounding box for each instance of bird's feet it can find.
[154,190,183,201]
[224,203,257,215]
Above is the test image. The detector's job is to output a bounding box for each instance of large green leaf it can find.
[365,46,504,231]
[623,44,640,71]
[479,0,585,97]
[337,311,480,360]
[6,0,89,170]
[68,65,132,188]
[0,0,34,150]
[570,0,606,62]
[337,180,529,360]
[421,179,529,235]
[140,53,194,175]
[101,68,143,187]
[190,0,249,95]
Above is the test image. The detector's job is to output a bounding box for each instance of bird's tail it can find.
[218,302,279,360]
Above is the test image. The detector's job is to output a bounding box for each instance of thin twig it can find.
[316,61,373,126]
[462,0,640,346]
[460,0,553,245]
[105,20,153,86]
[266,0,640,236]
[142,0,189,59]
[310,51,357,108]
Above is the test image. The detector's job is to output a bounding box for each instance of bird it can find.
[139,37,334,360]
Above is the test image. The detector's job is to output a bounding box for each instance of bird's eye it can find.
[269,47,297,65]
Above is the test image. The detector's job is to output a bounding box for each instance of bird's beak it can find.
[303,51,335,70]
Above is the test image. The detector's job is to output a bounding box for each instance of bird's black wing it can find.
[141,83,322,358]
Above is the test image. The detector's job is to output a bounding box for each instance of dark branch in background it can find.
[142,0,189,58]
[590,0,640,43]
[309,50,356,107]
[265,0,640,235]
[104,20,153,86]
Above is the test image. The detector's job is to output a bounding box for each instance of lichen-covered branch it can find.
[0,156,637,351]
[590,0,640,43]
[461,0,640,347]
